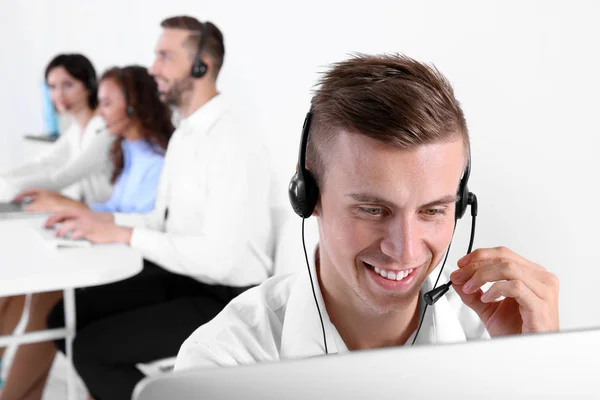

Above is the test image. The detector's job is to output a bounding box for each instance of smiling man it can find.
[174,53,559,370]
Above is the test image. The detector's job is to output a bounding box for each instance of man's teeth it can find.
[373,266,414,281]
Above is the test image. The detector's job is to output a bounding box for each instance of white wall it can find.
[1,0,598,331]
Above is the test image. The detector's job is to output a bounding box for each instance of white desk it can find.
[0,216,143,400]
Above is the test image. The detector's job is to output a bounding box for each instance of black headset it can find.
[117,68,134,117]
[288,111,319,218]
[191,22,209,78]
[289,110,473,221]
[288,108,478,351]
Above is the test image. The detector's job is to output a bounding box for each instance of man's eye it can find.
[358,207,385,217]
[423,208,446,216]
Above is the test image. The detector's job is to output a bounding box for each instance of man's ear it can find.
[304,162,320,217]
[202,57,213,72]
[312,200,321,217]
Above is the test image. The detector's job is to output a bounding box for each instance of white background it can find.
[0,0,598,331]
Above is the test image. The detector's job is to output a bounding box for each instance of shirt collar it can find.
[120,139,164,165]
[178,93,228,136]
[280,246,468,360]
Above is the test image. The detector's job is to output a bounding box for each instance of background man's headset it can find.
[119,22,208,119]
[191,22,209,78]
[288,109,479,353]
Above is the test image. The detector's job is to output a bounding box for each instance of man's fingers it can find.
[24,202,40,212]
[481,280,540,311]
[45,211,78,227]
[458,246,545,272]
[14,188,41,202]
[459,263,551,300]
[55,220,79,237]
[451,258,504,283]
[451,283,489,317]
[69,229,86,240]
[45,212,66,228]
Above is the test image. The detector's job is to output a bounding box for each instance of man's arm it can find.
[10,121,113,194]
[127,141,273,285]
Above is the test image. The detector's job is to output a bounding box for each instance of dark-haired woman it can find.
[0,53,113,206]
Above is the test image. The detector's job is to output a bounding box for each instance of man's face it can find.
[149,28,195,106]
[317,132,465,315]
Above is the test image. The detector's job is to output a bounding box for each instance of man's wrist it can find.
[98,212,115,223]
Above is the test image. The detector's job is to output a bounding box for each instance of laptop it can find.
[133,327,599,400]
[23,132,59,142]
[0,199,49,219]
[0,201,26,213]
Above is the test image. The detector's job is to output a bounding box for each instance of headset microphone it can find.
[423,193,478,306]
[412,191,478,345]
[95,114,131,135]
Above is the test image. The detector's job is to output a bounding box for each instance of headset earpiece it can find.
[289,111,320,218]
[191,22,209,78]
[455,157,471,220]
[117,68,134,118]
[289,168,319,219]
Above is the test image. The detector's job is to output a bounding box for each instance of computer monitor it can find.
[42,81,59,136]
[133,327,598,400]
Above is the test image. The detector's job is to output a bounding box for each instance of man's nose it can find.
[380,216,422,266]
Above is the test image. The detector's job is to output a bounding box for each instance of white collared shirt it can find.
[0,115,113,203]
[114,94,279,287]
[174,251,490,370]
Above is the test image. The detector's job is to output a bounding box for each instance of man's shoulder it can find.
[210,113,271,163]
[175,273,300,370]
[220,272,299,325]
